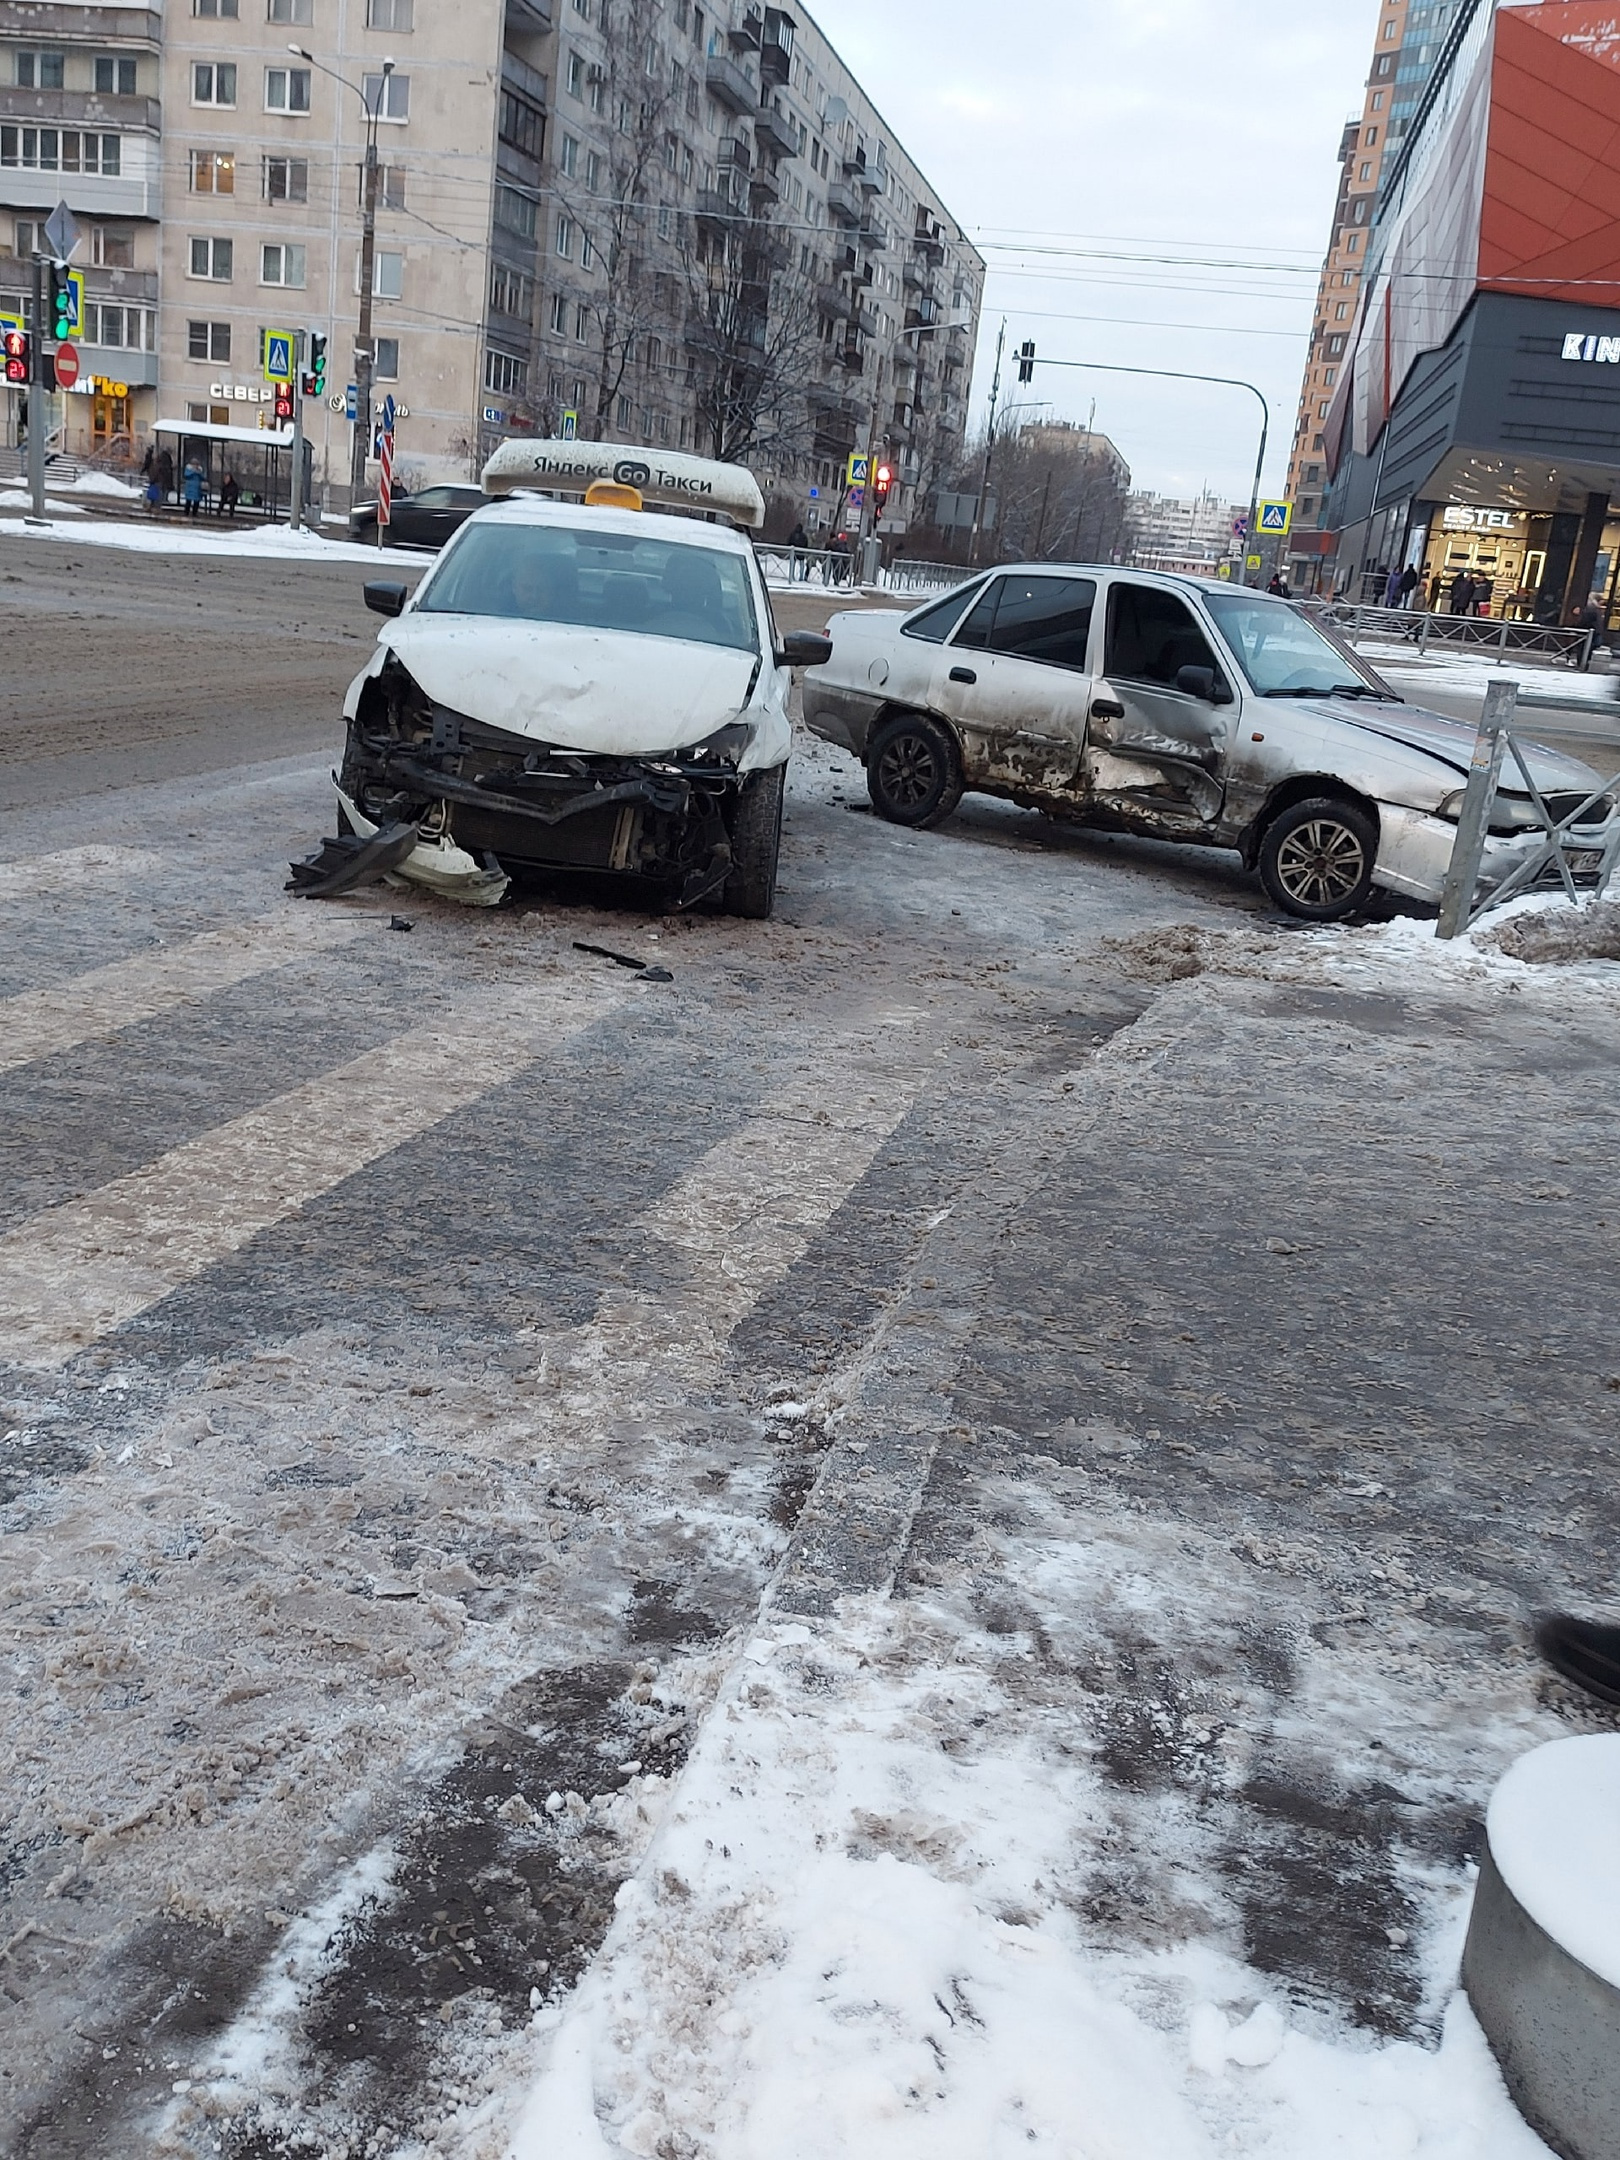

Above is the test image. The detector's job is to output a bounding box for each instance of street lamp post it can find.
[1019,355,1271,585]
[291,45,392,518]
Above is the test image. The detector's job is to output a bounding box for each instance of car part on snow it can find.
[572,942,675,982]
[335,784,510,908]
[866,711,965,830]
[286,820,420,899]
[1258,796,1378,921]
[1463,1734,1620,2160]
[390,916,414,932]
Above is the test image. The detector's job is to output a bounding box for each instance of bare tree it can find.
[684,208,825,468]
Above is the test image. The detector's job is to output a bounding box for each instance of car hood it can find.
[380,614,761,754]
[1292,696,1604,793]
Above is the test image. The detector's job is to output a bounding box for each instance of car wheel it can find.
[866,711,964,828]
[723,764,784,919]
[1259,795,1378,920]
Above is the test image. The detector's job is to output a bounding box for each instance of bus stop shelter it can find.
[152,416,306,518]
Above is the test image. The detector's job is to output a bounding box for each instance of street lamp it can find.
[290,44,393,515]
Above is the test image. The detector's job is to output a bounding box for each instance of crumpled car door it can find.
[928,572,1096,794]
[1086,581,1232,827]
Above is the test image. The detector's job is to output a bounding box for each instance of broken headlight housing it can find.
[1437,788,1615,833]
[675,720,755,766]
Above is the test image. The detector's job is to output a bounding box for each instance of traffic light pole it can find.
[289,381,306,532]
[26,255,45,522]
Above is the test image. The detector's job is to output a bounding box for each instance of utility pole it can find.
[852,345,887,585]
[289,354,306,533]
[26,255,45,521]
[292,46,390,517]
[970,318,1006,566]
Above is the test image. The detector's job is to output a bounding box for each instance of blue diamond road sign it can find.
[381,393,397,434]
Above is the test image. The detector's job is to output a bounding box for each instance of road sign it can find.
[52,340,79,390]
[344,382,358,421]
[561,408,578,441]
[264,330,294,384]
[381,392,397,434]
[846,453,871,487]
[483,405,505,425]
[1257,500,1293,537]
[42,200,81,263]
[1246,553,1263,572]
[378,426,394,528]
[847,486,866,510]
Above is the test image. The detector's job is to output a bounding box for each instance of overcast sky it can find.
[804,0,1385,504]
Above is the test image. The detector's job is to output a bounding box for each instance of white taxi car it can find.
[325,442,830,918]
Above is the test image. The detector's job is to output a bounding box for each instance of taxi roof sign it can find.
[480,438,766,529]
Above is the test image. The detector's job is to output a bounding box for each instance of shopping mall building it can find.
[1325,0,1620,622]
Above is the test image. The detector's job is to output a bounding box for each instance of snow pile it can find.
[1485,1734,1620,1991]
[0,512,428,565]
[506,1598,1548,2159]
[61,469,143,497]
[0,488,86,515]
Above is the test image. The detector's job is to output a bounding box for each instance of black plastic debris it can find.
[287,822,418,899]
[572,940,673,982]
[641,966,674,983]
[389,916,415,933]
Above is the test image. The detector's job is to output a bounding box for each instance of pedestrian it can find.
[140,443,155,484]
[1398,563,1420,607]
[219,471,240,520]
[181,459,205,520]
[787,521,807,550]
[157,446,174,503]
[1573,593,1603,632]
[1429,571,1446,611]
[144,471,161,514]
[1267,570,1286,597]
[1536,1616,1620,1707]
[1449,567,1472,615]
[1384,564,1403,609]
[1471,572,1493,618]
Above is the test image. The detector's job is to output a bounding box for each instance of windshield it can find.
[1204,593,1396,699]
[416,522,760,655]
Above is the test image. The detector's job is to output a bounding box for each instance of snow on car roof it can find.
[480,438,766,529]
[464,493,757,554]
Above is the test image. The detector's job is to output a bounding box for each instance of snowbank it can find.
[0,512,430,566]
[0,488,86,515]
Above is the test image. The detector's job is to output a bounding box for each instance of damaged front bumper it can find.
[337,659,758,908]
[1373,803,1620,906]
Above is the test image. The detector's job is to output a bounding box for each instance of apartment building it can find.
[1124,487,1244,576]
[1,0,163,454]
[4,0,980,530]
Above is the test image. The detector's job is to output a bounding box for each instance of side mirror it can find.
[1176,663,1217,702]
[364,580,408,618]
[778,629,834,669]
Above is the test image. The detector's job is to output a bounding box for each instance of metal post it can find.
[1436,678,1517,939]
[353,131,380,515]
[1242,402,1269,589]
[26,255,46,521]
[970,318,1006,566]
[289,373,306,532]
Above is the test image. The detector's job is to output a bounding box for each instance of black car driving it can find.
[349,484,486,548]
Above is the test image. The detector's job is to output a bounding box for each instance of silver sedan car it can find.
[801,565,1619,920]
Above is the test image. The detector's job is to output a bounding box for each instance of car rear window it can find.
[417,524,759,654]
[901,579,987,643]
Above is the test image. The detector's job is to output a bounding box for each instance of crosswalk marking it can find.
[0,977,620,1370]
[0,911,374,1076]
[0,843,167,903]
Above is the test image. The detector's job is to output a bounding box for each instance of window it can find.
[500,91,544,158]
[94,55,139,95]
[1,128,121,174]
[14,218,37,255]
[550,291,569,333]
[574,0,590,13]
[585,149,601,192]
[364,71,409,119]
[92,225,135,267]
[484,347,528,395]
[374,335,399,378]
[193,62,237,106]
[193,0,239,14]
[265,67,311,113]
[494,185,536,239]
[191,148,236,192]
[616,392,633,426]
[950,575,1097,670]
[1103,584,1221,690]
[190,235,234,279]
[571,377,587,407]
[370,249,403,297]
[1359,161,1372,182]
[188,318,231,360]
[1364,126,1378,147]
[555,213,575,260]
[559,132,579,177]
[267,0,312,18]
[16,50,66,87]
[381,163,406,208]
[581,231,594,270]
[264,153,307,201]
[575,300,589,339]
[657,203,672,239]
[491,262,533,317]
[367,0,414,25]
[87,303,152,349]
[566,51,583,97]
[1334,300,1349,320]
[261,241,306,285]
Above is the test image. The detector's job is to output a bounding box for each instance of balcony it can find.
[902,257,932,292]
[0,85,161,135]
[761,9,796,84]
[718,135,752,175]
[0,3,160,44]
[748,165,780,206]
[754,102,798,159]
[906,295,942,332]
[836,339,864,373]
[815,280,847,321]
[913,221,946,267]
[501,49,548,106]
[837,245,871,287]
[695,186,741,232]
[843,146,867,179]
[504,0,553,35]
[825,180,860,225]
[853,303,880,339]
[857,220,887,254]
[729,10,762,49]
[706,53,759,114]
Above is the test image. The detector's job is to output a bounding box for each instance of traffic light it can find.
[273,381,294,421]
[49,262,75,341]
[873,461,894,509]
[2,326,28,385]
[1017,339,1036,384]
[303,332,328,400]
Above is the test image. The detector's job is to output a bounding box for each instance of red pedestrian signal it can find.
[273,382,294,421]
[874,461,894,507]
[2,326,28,385]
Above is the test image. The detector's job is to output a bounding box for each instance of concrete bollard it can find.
[1462,1734,1620,2160]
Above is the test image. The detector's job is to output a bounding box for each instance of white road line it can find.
[0,912,374,1076]
[0,977,619,1370]
[0,843,167,902]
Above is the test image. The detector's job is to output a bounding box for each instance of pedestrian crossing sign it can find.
[263,330,294,384]
[847,454,871,487]
[1257,500,1293,537]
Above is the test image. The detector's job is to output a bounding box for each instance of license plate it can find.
[1566,849,1604,874]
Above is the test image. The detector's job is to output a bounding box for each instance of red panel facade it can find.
[1480,4,1620,305]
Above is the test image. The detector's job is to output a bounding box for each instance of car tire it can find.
[866,710,964,828]
[723,764,784,919]
[1259,795,1378,920]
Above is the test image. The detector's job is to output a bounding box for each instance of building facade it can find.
[1124,487,1245,576]
[1323,0,1620,623]
[2,0,981,532]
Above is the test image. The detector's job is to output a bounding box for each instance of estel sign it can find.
[1562,332,1620,364]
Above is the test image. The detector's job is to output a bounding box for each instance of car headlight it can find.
[1437,790,1543,831]
[677,721,755,764]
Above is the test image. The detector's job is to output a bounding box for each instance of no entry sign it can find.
[52,340,79,389]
